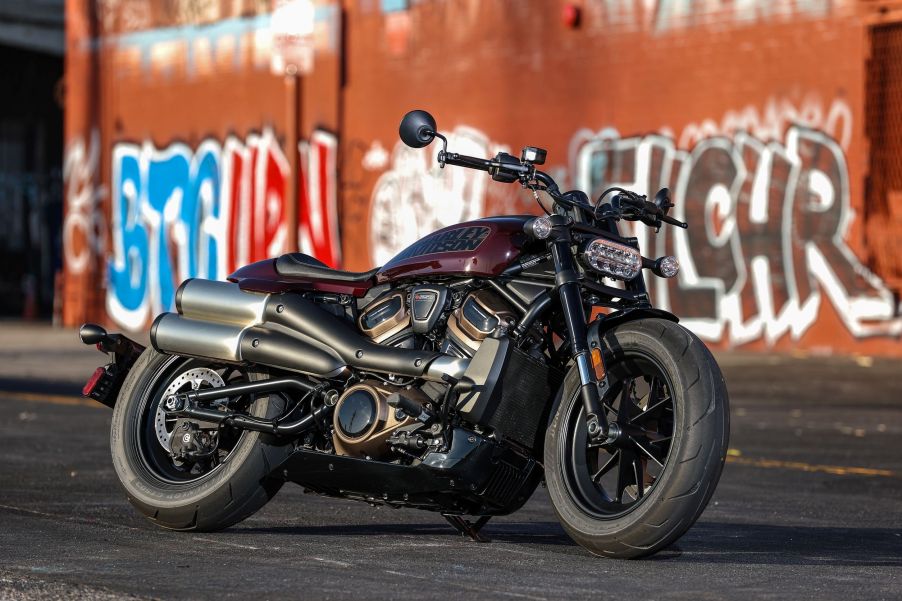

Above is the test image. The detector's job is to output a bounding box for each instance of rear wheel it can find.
[544,318,729,558]
[110,348,292,531]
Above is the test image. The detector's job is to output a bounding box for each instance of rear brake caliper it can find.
[168,419,219,466]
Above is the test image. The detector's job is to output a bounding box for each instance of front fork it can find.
[551,240,613,443]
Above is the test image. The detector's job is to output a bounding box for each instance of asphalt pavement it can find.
[0,323,900,600]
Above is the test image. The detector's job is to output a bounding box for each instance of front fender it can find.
[587,307,678,351]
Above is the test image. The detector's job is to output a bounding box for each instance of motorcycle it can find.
[80,109,729,558]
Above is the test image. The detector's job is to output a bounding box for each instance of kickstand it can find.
[443,514,492,543]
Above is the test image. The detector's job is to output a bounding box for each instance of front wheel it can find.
[544,318,729,558]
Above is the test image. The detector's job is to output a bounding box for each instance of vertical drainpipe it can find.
[285,67,301,253]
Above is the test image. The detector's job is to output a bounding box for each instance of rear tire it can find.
[544,318,729,558]
[110,348,292,531]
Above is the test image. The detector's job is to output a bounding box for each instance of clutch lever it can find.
[612,193,688,229]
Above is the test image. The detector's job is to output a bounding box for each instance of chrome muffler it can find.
[175,278,268,325]
[152,278,268,365]
[150,312,348,377]
[151,313,245,363]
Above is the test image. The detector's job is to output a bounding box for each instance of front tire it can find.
[110,349,292,531]
[544,318,729,558]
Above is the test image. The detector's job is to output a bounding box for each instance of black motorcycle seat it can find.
[275,253,380,283]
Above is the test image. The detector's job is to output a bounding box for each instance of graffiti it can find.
[573,124,902,344]
[368,127,508,265]
[107,128,338,329]
[675,96,853,150]
[362,141,389,171]
[63,130,106,276]
[298,130,341,267]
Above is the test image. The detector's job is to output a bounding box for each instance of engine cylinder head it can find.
[445,290,516,354]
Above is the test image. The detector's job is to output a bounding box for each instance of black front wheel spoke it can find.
[615,449,636,503]
[617,378,636,424]
[566,353,676,518]
[592,449,620,482]
[632,391,672,424]
[633,455,645,499]
[632,438,665,469]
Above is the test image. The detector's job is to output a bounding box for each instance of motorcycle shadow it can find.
[234,520,902,566]
[655,521,902,567]
[235,520,576,547]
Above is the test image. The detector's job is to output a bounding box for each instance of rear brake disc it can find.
[155,367,225,452]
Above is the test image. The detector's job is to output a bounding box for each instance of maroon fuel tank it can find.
[375,216,532,283]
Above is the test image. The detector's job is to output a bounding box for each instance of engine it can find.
[328,285,518,460]
[357,285,515,356]
[441,290,516,357]
[331,380,432,459]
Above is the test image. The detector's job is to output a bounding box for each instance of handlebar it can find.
[436,148,686,230]
[661,214,689,229]
[440,150,532,181]
[440,151,493,172]
[611,193,688,230]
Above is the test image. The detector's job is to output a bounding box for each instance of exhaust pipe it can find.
[175,278,267,325]
[152,279,469,381]
[150,313,348,378]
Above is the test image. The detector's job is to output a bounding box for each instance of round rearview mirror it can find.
[399,110,437,148]
[654,187,673,213]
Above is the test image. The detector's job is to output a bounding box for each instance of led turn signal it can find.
[591,347,605,379]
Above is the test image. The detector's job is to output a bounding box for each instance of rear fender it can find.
[79,324,145,408]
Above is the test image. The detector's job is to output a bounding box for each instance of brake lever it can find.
[661,214,689,229]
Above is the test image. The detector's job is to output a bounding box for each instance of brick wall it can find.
[62,0,902,355]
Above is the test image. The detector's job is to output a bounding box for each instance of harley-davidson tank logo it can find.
[391,226,490,262]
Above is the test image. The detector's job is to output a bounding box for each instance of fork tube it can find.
[551,239,609,440]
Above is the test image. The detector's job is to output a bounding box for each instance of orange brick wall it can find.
[63,0,902,355]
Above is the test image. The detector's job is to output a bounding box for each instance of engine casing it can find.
[332,380,430,459]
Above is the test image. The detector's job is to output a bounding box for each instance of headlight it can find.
[583,238,641,281]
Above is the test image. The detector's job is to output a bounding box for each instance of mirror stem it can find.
[432,131,448,168]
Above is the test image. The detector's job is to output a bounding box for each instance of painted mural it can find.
[368,127,508,265]
[586,0,834,33]
[63,129,339,329]
[62,1,902,355]
[63,130,105,278]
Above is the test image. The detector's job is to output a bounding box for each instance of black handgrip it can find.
[613,193,644,209]
[441,151,531,184]
[441,151,493,172]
